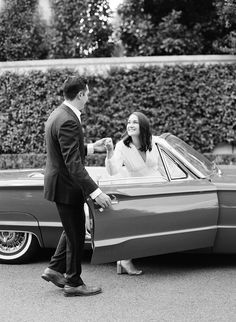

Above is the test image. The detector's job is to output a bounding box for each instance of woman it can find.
[104,111,164,276]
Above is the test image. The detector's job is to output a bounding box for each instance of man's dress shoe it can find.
[63,284,102,297]
[41,267,67,288]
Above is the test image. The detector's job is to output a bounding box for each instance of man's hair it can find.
[63,76,88,100]
[123,111,152,152]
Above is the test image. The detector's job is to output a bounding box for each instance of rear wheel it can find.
[0,231,39,264]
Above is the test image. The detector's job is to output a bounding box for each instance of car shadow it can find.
[134,252,236,273]
[36,248,236,274]
[35,248,93,264]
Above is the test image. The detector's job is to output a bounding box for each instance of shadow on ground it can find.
[36,248,93,264]
[36,247,236,271]
[135,252,236,274]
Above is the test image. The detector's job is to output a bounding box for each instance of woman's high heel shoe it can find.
[117,260,143,275]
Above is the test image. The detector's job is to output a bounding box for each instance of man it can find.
[41,76,111,297]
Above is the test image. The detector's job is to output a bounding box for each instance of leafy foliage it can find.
[0,0,49,61]
[0,0,115,61]
[0,65,235,162]
[48,0,114,58]
[214,0,236,53]
[215,0,236,27]
[116,0,228,55]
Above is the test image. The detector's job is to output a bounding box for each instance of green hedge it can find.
[0,64,235,159]
[0,153,235,170]
[0,153,106,169]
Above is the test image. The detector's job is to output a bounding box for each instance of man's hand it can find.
[95,192,112,209]
[93,138,111,153]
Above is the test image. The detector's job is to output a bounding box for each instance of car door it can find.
[89,176,218,264]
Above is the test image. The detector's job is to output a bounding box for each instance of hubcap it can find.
[0,231,27,254]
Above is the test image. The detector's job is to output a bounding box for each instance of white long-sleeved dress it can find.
[105,136,162,177]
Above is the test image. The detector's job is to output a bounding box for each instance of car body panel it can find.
[210,168,236,253]
[0,135,236,264]
[0,168,103,250]
[0,211,44,247]
[0,183,60,248]
[90,179,219,264]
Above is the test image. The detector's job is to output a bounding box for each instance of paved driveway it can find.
[1,250,236,322]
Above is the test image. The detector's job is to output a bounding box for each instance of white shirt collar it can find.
[63,100,81,122]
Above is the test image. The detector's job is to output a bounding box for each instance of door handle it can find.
[93,194,119,213]
[110,194,119,204]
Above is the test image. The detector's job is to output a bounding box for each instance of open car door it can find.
[88,176,218,264]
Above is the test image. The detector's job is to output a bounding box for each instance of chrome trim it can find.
[39,222,62,227]
[155,143,170,181]
[95,226,217,247]
[217,225,236,229]
[160,149,189,180]
[0,168,43,173]
[0,221,39,226]
[0,181,44,187]
[0,229,38,233]
[154,137,206,178]
[0,221,62,227]
[99,175,168,186]
[2,223,236,230]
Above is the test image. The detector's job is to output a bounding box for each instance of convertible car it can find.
[0,133,235,264]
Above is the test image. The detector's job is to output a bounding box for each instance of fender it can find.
[0,212,44,247]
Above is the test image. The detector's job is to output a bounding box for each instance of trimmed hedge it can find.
[0,64,235,161]
[0,153,235,170]
[0,153,106,169]
[0,153,104,169]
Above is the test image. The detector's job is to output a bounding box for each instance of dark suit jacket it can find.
[44,103,98,205]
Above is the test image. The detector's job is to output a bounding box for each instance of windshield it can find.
[161,133,215,176]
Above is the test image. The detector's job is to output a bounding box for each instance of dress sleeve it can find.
[105,141,125,176]
[152,135,159,143]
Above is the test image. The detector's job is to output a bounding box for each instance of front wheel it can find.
[0,231,39,264]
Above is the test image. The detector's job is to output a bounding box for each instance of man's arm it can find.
[58,119,98,196]
[58,121,111,208]
[85,138,110,155]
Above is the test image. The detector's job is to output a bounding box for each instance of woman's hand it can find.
[104,138,114,159]
[104,138,113,152]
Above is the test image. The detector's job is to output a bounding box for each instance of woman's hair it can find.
[123,111,152,151]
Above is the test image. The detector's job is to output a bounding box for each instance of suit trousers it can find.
[48,201,85,287]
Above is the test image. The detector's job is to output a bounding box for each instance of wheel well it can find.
[0,231,40,264]
[0,212,44,247]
